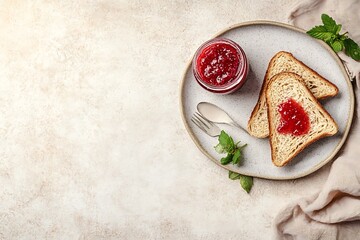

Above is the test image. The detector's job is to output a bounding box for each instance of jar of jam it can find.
[192,38,249,94]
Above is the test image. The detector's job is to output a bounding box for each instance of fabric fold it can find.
[274,0,360,239]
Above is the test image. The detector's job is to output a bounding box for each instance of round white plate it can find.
[180,21,354,180]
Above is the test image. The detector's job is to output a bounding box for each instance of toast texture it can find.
[247,51,338,138]
[266,72,338,167]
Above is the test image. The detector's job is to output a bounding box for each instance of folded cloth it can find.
[274,0,360,239]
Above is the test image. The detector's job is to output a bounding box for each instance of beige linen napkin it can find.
[274,0,360,239]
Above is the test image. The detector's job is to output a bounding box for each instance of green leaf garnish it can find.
[321,14,338,33]
[228,171,253,193]
[215,130,246,166]
[240,175,253,193]
[232,148,242,165]
[218,130,235,153]
[335,24,342,35]
[228,171,241,180]
[307,25,333,41]
[214,130,252,193]
[344,38,360,61]
[220,153,233,165]
[307,13,360,61]
[331,40,343,53]
[214,143,225,154]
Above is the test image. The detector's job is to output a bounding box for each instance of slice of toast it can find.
[247,51,338,138]
[266,72,338,167]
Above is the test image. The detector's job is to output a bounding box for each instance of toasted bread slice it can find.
[247,51,338,138]
[266,72,338,167]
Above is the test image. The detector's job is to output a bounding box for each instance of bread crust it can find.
[247,51,339,138]
[247,70,269,138]
[278,52,339,99]
[266,72,338,167]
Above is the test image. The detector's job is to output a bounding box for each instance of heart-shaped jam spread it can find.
[277,98,310,136]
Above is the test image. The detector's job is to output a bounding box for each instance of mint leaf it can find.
[218,130,235,152]
[214,143,225,154]
[228,171,241,180]
[232,148,242,165]
[344,38,360,61]
[220,153,233,165]
[240,175,253,193]
[321,14,338,33]
[331,40,343,53]
[335,24,342,35]
[218,130,230,146]
[307,26,334,42]
[307,14,360,61]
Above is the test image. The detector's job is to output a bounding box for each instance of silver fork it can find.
[191,112,221,137]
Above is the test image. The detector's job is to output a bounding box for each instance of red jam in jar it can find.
[277,98,310,136]
[193,38,249,94]
[196,43,240,85]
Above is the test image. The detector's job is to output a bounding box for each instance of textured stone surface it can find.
[0,1,332,239]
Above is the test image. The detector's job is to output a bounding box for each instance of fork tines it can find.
[192,112,211,129]
[191,112,221,137]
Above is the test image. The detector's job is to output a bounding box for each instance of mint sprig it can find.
[307,14,360,61]
[215,130,253,193]
[214,130,247,166]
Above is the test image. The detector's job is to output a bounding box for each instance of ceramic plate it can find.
[180,21,354,180]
